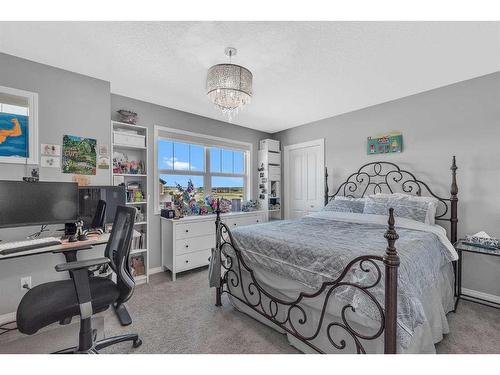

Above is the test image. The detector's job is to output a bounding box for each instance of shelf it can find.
[112,119,149,285]
[130,248,148,255]
[113,173,147,177]
[134,274,147,283]
[113,143,147,151]
[112,121,147,131]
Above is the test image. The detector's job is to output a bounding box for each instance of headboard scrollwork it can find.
[325,157,458,243]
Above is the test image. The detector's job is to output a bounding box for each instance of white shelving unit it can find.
[111,120,150,284]
[258,139,282,221]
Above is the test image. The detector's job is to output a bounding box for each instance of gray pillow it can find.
[363,195,428,223]
[323,197,365,213]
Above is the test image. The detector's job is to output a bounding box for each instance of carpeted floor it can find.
[102,269,500,354]
[1,268,499,353]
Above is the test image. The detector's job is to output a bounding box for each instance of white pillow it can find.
[369,193,438,225]
[323,196,366,213]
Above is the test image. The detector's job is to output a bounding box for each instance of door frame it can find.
[283,138,325,219]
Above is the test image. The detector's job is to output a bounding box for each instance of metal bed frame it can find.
[212,156,458,354]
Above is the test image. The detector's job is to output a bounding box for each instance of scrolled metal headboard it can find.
[324,156,458,243]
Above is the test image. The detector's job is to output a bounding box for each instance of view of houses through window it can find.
[158,138,247,210]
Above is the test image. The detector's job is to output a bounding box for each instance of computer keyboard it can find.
[0,237,63,255]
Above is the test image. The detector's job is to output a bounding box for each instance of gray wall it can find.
[111,94,270,269]
[0,53,111,316]
[0,53,270,316]
[275,71,500,298]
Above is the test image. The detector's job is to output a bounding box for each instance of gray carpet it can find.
[1,269,499,353]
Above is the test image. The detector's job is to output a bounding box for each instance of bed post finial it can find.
[383,208,400,354]
[450,156,458,244]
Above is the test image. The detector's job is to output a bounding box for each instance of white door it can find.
[284,139,325,219]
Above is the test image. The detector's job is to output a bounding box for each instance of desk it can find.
[0,233,110,261]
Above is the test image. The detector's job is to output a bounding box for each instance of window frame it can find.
[154,126,252,214]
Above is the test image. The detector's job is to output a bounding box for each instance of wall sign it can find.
[367,132,403,155]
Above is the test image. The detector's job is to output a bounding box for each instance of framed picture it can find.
[367,132,403,155]
[0,85,39,164]
[62,135,97,175]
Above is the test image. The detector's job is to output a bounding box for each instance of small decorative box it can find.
[464,231,499,249]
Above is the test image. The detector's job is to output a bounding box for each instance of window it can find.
[155,129,250,212]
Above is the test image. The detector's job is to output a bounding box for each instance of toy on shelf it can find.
[242,200,259,212]
[113,151,145,174]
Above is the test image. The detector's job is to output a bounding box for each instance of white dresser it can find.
[161,211,268,280]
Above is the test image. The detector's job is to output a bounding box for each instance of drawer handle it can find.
[185,260,189,263]
[256,220,259,223]
[185,229,189,233]
[185,244,189,248]
[233,223,237,226]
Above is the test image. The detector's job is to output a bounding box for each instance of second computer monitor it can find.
[78,186,126,228]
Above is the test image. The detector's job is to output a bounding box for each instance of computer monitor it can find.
[0,180,79,228]
[78,186,126,228]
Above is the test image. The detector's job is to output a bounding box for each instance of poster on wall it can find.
[0,85,38,165]
[41,155,60,168]
[367,132,403,155]
[97,143,110,169]
[0,113,28,158]
[62,134,97,175]
[41,143,61,156]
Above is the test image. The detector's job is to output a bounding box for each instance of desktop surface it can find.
[0,233,110,260]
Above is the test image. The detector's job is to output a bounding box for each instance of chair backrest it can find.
[91,199,107,229]
[105,206,136,303]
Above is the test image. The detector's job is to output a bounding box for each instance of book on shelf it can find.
[131,229,145,250]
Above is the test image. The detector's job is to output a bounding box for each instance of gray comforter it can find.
[222,211,457,348]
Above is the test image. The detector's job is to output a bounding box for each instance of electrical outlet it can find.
[20,276,32,290]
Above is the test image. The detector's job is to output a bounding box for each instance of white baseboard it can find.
[149,267,164,275]
[461,288,500,304]
[0,311,16,326]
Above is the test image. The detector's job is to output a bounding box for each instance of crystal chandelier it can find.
[206,47,253,121]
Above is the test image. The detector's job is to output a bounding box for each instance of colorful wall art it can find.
[62,134,97,175]
[367,132,403,155]
[0,113,28,158]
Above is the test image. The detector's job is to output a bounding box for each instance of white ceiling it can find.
[0,22,499,133]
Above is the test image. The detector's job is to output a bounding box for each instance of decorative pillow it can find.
[323,196,365,213]
[368,193,438,224]
[363,193,432,223]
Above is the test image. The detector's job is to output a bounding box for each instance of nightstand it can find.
[455,239,500,309]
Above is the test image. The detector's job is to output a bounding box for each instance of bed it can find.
[209,157,459,354]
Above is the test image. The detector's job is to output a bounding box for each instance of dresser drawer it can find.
[176,249,211,272]
[175,220,214,239]
[225,214,264,228]
[176,234,215,255]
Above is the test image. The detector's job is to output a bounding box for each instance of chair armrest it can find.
[55,257,110,272]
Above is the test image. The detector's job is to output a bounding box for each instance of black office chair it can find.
[16,206,142,353]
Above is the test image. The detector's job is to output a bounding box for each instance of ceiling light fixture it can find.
[206,47,253,122]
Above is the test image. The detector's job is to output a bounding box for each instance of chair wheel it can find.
[133,339,142,348]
